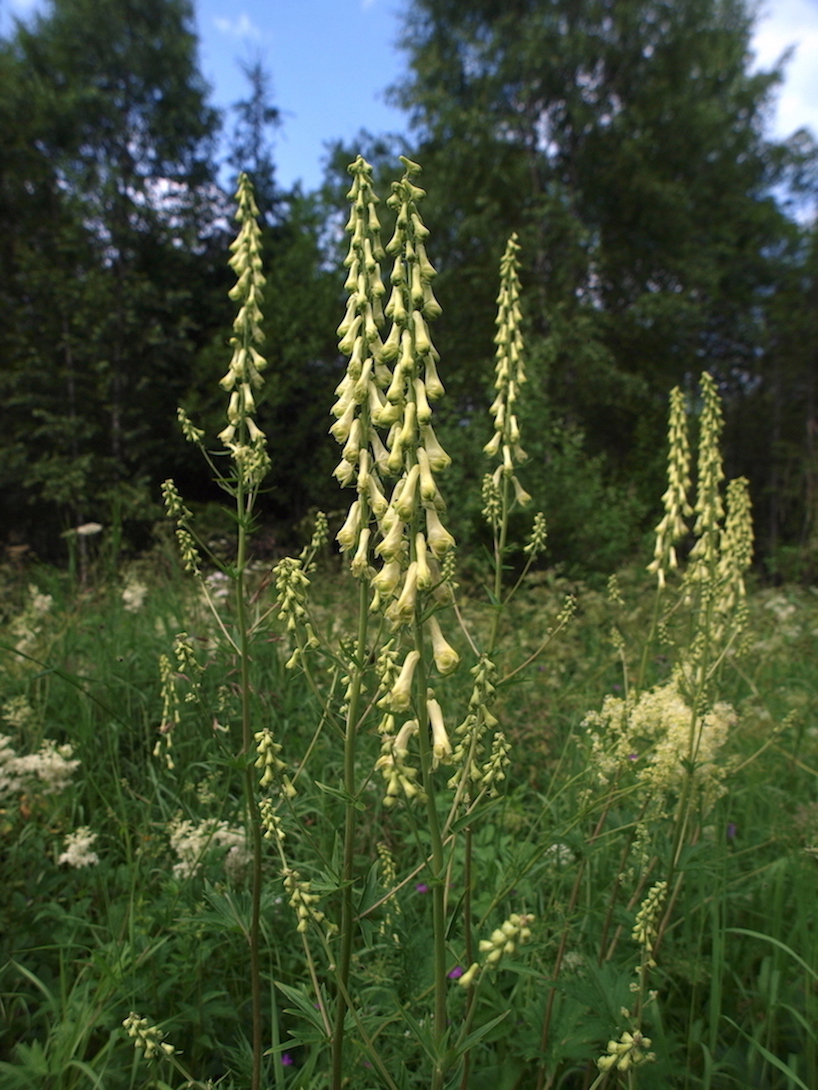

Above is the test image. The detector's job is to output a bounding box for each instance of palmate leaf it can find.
[275,980,330,1043]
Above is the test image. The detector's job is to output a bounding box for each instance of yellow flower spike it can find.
[648,385,693,585]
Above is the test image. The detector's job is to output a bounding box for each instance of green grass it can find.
[1,557,817,1089]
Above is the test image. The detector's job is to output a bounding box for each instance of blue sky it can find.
[3,0,818,194]
[196,0,410,192]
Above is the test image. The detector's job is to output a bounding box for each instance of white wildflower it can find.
[59,827,99,868]
[122,578,148,613]
[168,816,249,880]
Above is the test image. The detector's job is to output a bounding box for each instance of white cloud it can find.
[751,0,818,138]
[213,13,262,41]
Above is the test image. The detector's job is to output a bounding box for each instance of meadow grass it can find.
[1,164,818,1090]
[1,558,817,1089]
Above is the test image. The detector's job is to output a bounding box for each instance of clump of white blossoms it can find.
[10,584,54,657]
[0,734,80,800]
[168,816,251,880]
[583,680,735,812]
[121,575,148,612]
[59,827,99,868]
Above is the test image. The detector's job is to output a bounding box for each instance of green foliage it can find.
[386,0,818,566]
[2,560,818,1087]
[0,0,225,555]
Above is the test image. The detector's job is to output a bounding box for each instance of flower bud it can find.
[394,464,420,521]
[457,963,480,988]
[415,532,432,588]
[428,696,451,766]
[414,377,432,424]
[336,500,361,551]
[375,515,406,561]
[424,354,444,400]
[417,447,439,505]
[420,424,451,471]
[371,558,402,597]
[425,507,455,559]
[351,528,371,577]
[388,650,421,711]
[428,614,459,674]
[412,310,432,355]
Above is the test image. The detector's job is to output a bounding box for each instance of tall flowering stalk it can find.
[647,386,693,590]
[159,173,270,1090]
[482,235,547,645]
[330,155,457,1089]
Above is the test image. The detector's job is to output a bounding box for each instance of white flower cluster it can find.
[121,576,148,612]
[583,680,735,813]
[168,816,250,880]
[59,827,99,868]
[0,733,80,801]
[9,585,53,656]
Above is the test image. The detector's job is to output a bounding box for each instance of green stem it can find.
[414,611,448,1090]
[236,480,263,1090]
[488,476,511,652]
[331,577,369,1090]
[458,822,475,1090]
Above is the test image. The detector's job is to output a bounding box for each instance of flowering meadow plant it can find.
[1,164,815,1090]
